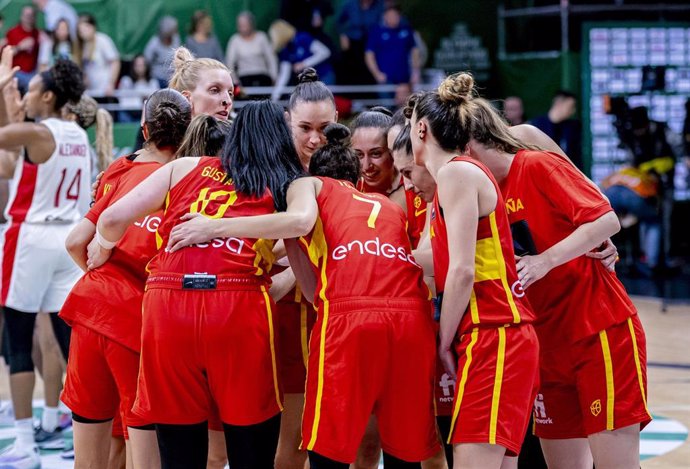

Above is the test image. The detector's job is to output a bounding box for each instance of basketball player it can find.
[0,50,89,467]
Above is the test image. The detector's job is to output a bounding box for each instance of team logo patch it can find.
[590,399,602,416]
[414,196,422,209]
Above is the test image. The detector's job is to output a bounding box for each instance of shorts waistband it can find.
[327,296,431,315]
[146,273,267,291]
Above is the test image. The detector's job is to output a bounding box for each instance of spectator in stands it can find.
[504,96,526,125]
[185,10,223,63]
[78,14,120,98]
[530,90,582,168]
[38,18,79,71]
[365,3,420,86]
[336,0,383,84]
[225,11,277,87]
[4,6,40,92]
[32,0,78,38]
[117,54,160,122]
[270,19,334,101]
[144,15,180,88]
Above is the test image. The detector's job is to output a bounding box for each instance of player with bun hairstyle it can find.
[0,48,91,466]
[273,66,337,469]
[89,100,305,469]
[169,46,234,121]
[60,88,191,469]
[413,72,649,469]
[166,123,440,469]
[405,72,540,469]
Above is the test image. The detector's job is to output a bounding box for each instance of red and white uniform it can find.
[133,157,282,426]
[300,177,439,463]
[430,156,539,456]
[500,150,651,438]
[0,118,90,312]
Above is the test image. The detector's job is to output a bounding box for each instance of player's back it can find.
[147,157,276,283]
[300,177,428,307]
[5,118,90,225]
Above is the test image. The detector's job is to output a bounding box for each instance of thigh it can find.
[377,311,439,462]
[574,316,652,436]
[3,306,37,354]
[62,325,119,420]
[205,289,282,426]
[134,289,210,425]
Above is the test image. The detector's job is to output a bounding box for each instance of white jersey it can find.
[4,118,91,225]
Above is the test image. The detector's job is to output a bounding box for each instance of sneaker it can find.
[0,444,41,469]
[60,446,74,460]
[34,426,64,450]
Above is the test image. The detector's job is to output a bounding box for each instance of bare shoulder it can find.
[509,124,565,156]
[170,157,202,186]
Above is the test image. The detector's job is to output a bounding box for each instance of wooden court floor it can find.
[0,297,688,467]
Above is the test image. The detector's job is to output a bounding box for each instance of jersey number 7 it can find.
[352,194,381,228]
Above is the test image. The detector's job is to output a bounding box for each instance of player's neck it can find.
[135,145,176,165]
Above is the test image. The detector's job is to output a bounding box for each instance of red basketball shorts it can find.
[276,289,315,394]
[132,284,283,426]
[301,297,440,463]
[61,324,150,430]
[534,314,651,439]
[448,324,539,456]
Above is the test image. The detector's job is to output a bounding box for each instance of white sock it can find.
[42,406,59,432]
[15,418,35,450]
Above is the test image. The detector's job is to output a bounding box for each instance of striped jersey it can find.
[430,156,534,334]
[5,118,90,224]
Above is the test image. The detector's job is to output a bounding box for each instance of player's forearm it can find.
[438,265,474,348]
[542,211,620,271]
[269,267,296,302]
[209,211,315,240]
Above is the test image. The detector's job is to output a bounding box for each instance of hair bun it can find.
[438,72,474,104]
[324,123,350,146]
[172,46,195,71]
[297,68,319,84]
[369,106,393,117]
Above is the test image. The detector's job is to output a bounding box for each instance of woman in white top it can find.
[225,11,278,87]
[77,13,120,97]
[38,18,79,71]
[117,54,160,122]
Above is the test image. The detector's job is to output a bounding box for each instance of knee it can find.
[8,350,33,374]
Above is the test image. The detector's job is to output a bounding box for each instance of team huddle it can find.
[0,44,649,469]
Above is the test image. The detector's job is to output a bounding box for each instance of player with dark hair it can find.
[0,49,90,466]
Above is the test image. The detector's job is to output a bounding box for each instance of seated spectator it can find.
[38,17,79,71]
[117,54,160,122]
[503,96,526,125]
[78,13,120,98]
[32,0,78,38]
[144,15,180,87]
[185,10,223,63]
[365,3,420,86]
[530,90,582,168]
[269,19,334,101]
[225,11,277,87]
[336,0,382,85]
[4,6,40,92]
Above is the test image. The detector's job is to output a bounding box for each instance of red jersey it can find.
[358,175,426,248]
[299,177,428,309]
[405,188,427,249]
[5,25,39,72]
[499,150,636,350]
[60,159,163,352]
[96,156,135,202]
[430,157,534,335]
[146,157,275,283]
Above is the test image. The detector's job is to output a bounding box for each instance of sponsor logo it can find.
[511,280,525,298]
[414,208,427,217]
[134,215,161,233]
[59,143,87,157]
[533,393,553,425]
[439,372,456,400]
[193,237,245,254]
[331,237,419,266]
[590,399,602,416]
[505,197,524,215]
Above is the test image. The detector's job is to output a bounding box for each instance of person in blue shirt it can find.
[336,0,384,84]
[365,3,420,86]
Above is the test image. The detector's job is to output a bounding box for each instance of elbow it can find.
[448,265,475,287]
[603,210,621,237]
[64,233,83,258]
[293,213,316,237]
